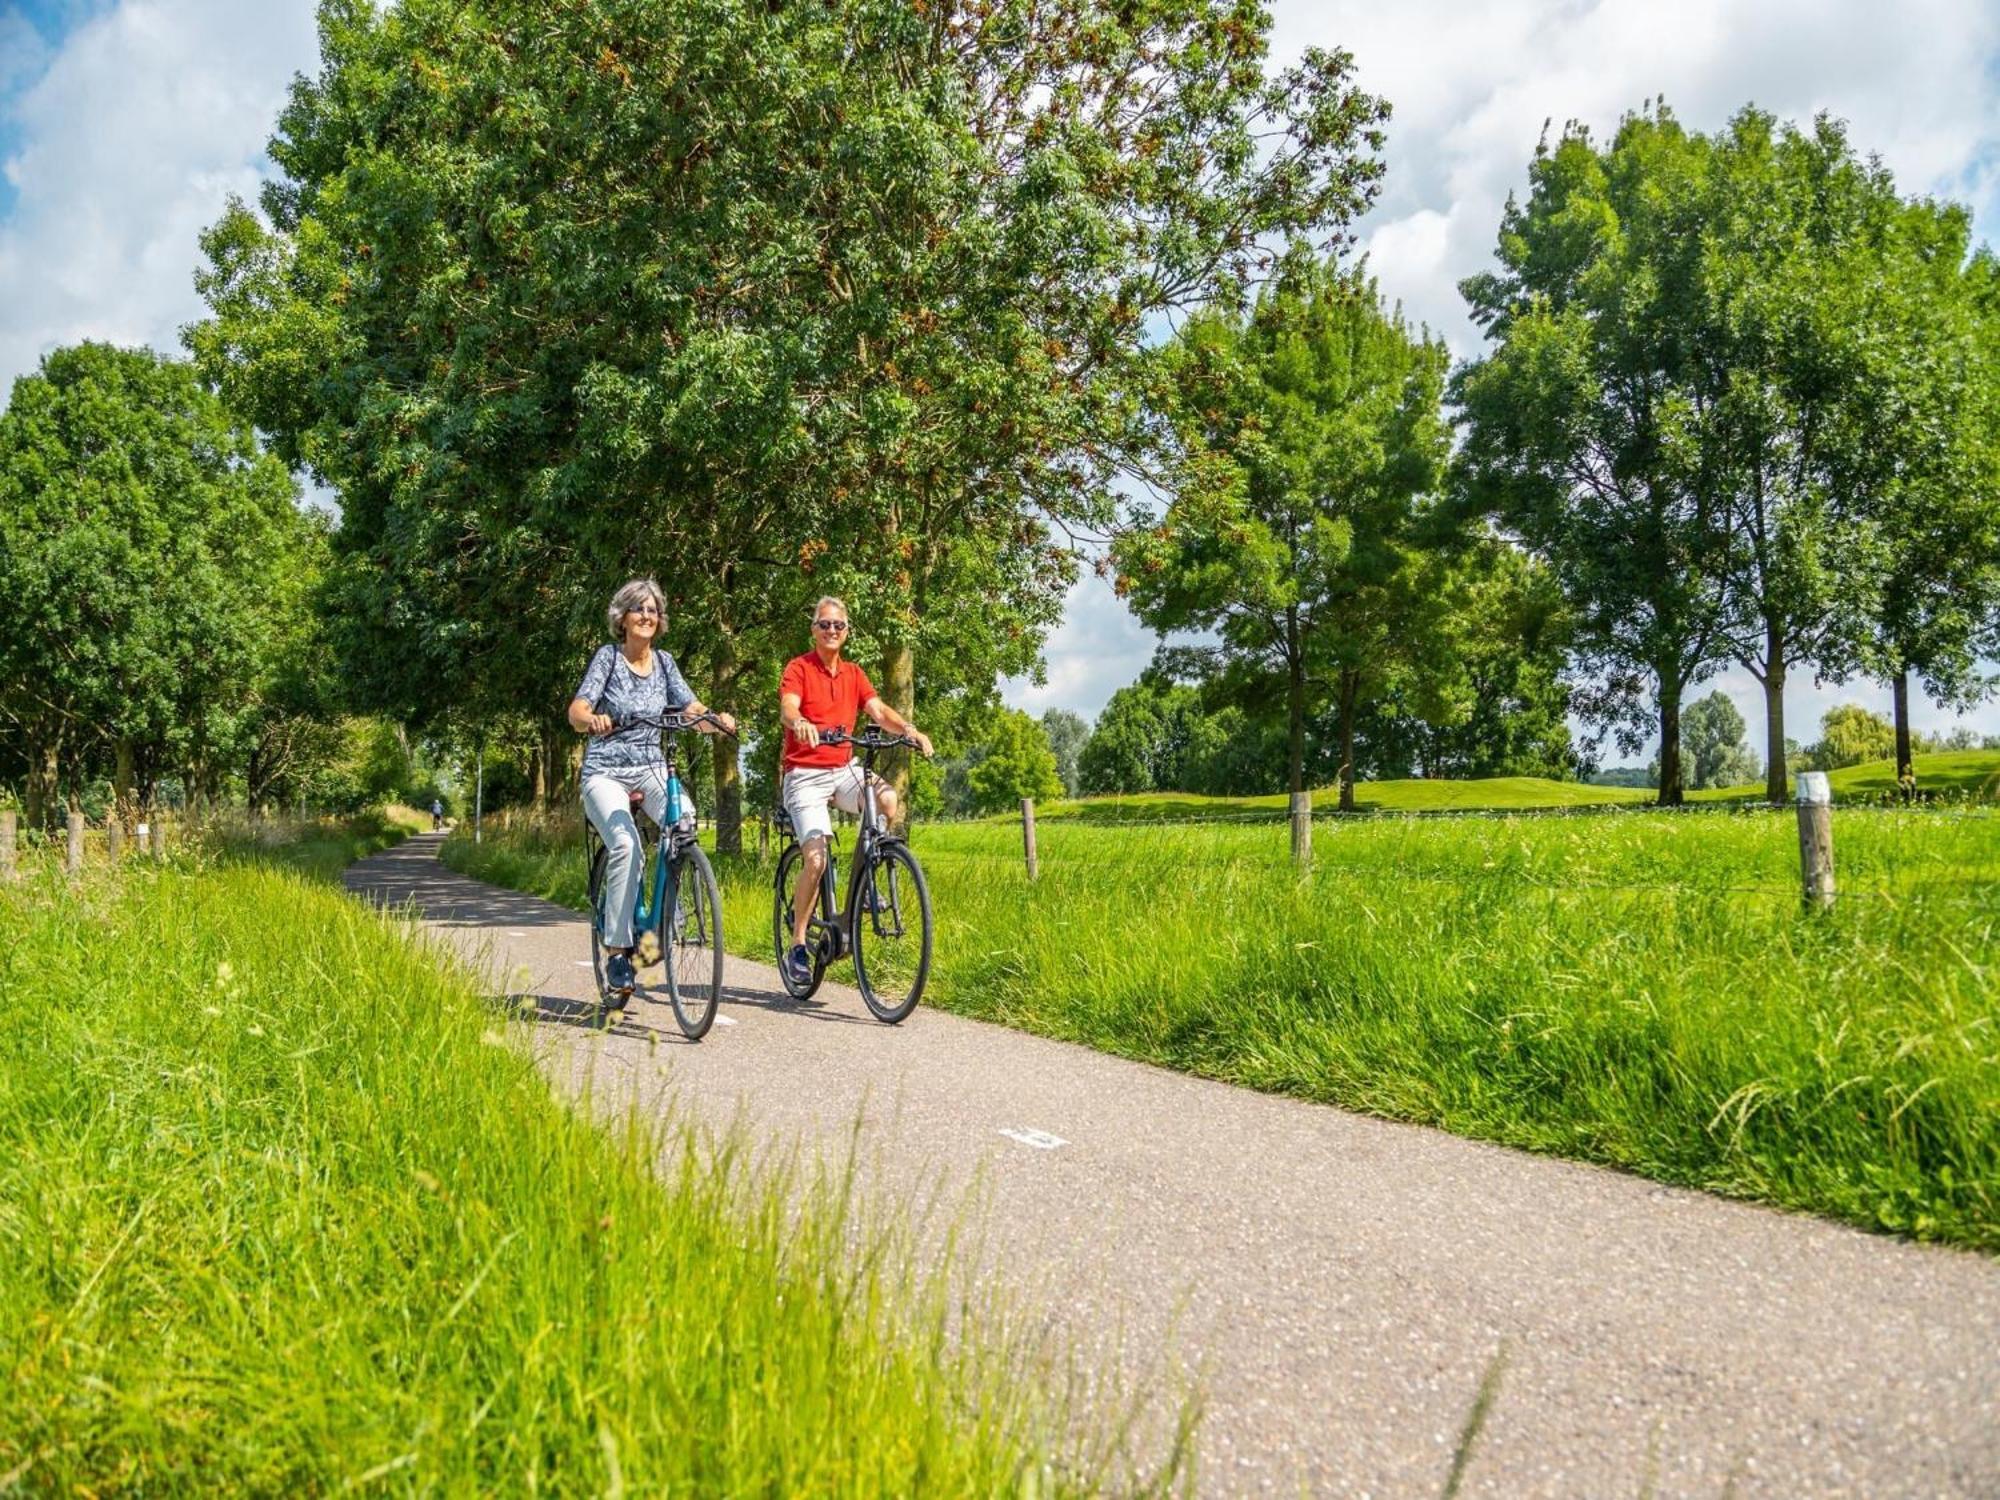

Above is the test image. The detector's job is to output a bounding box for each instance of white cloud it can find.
[1273,0,2000,357]
[1001,572,1164,724]
[0,0,318,396]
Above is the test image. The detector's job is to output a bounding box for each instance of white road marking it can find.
[715,1015,738,1026]
[998,1127,1068,1150]
[508,930,527,937]
[573,960,593,968]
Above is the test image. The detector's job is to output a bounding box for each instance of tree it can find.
[1361,541,1576,781]
[1077,675,1202,795]
[1040,709,1089,797]
[965,710,1064,813]
[1679,690,1758,791]
[1811,704,1896,770]
[0,343,307,828]
[1115,250,1452,809]
[191,0,1395,832]
[1841,213,2000,775]
[1456,106,1738,806]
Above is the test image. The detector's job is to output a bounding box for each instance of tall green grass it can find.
[448,805,2000,1250]
[0,844,1143,1491]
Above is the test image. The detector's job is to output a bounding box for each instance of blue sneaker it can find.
[605,951,637,998]
[783,944,813,989]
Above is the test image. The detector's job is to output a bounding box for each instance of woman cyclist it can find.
[567,577,735,997]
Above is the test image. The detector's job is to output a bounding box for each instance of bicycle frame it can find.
[799,737,904,958]
[586,719,708,944]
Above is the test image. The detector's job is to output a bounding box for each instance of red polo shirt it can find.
[780,651,878,771]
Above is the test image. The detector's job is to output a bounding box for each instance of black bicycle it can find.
[585,711,733,1038]
[772,728,934,1023]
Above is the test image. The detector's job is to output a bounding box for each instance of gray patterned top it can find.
[573,644,694,774]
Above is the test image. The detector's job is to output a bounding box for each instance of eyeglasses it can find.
[813,619,849,633]
[626,605,661,618]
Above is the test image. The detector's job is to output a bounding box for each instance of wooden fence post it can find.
[67,811,85,878]
[1021,798,1039,882]
[153,814,169,861]
[1796,771,1835,910]
[1290,790,1312,868]
[0,810,14,882]
[107,815,123,861]
[757,812,770,866]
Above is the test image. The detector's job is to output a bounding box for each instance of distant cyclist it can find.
[777,595,931,988]
[568,577,736,996]
[430,797,444,831]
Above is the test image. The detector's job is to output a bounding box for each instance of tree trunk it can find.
[113,737,137,827]
[1285,645,1306,796]
[710,649,744,856]
[1761,623,1788,804]
[539,721,569,809]
[25,736,58,833]
[881,638,916,803]
[528,740,546,807]
[1657,675,1685,807]
[1337,669,1359,813]
[1892,666,1912,780]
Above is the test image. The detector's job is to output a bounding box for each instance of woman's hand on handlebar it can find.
[587,712,613,736]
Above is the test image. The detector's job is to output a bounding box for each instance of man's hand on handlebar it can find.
[789,716,821,750]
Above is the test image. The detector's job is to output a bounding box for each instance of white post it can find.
[1796,770,1834,910]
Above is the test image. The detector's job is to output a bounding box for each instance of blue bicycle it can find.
[585,711,731,1038]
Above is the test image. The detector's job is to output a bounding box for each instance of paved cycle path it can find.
[346,835,1999,1498]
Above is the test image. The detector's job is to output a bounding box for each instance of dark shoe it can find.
[783,944,813,989]
[606,951,637,997]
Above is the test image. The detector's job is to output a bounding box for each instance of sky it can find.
[3,0,1997,756]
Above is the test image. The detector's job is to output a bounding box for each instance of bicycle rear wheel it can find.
[771,843,829,1000]
[664,843,724,1039]
[850,841,931,1023]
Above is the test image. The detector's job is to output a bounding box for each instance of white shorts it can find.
[782,763,888,843]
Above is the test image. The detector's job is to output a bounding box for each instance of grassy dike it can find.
[0,818,1133,1494]
[445,805,1999,1252]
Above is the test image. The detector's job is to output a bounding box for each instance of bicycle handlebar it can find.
[614,710,738,738]
[818,725,926,754]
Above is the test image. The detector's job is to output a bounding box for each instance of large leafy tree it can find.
[190,0,1392,839]
[0,343,307,827]
[1456,106,1736,806]
[1114,250,1451,808]
[1838,207,2000,774]
[1361,541,1576,781]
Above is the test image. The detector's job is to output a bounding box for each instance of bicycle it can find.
[585,711,734,1039]
[771,727,934,1023]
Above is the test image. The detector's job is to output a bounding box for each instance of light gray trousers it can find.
[581,765,696,949]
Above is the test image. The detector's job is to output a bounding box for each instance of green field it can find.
[448,798,2000,1251]
[0,821,1137,1494]
[1022,749,2000,821]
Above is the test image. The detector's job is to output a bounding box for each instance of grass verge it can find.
[0,834,1130,1492]
[446,805,1999,1251]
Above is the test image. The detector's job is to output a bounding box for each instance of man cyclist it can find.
[778,595,932,989]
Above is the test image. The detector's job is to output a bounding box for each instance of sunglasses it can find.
[626,605,662,618]
[813,619,849,633]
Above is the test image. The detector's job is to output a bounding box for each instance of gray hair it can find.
[812,595,849,620]
[607,577,665,642]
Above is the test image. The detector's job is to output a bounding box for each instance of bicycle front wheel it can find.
[664,844,724,1039]
[850,841,932,1023]
[586,842,619,1016]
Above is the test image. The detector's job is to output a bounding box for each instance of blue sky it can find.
[3,0,1998,749]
